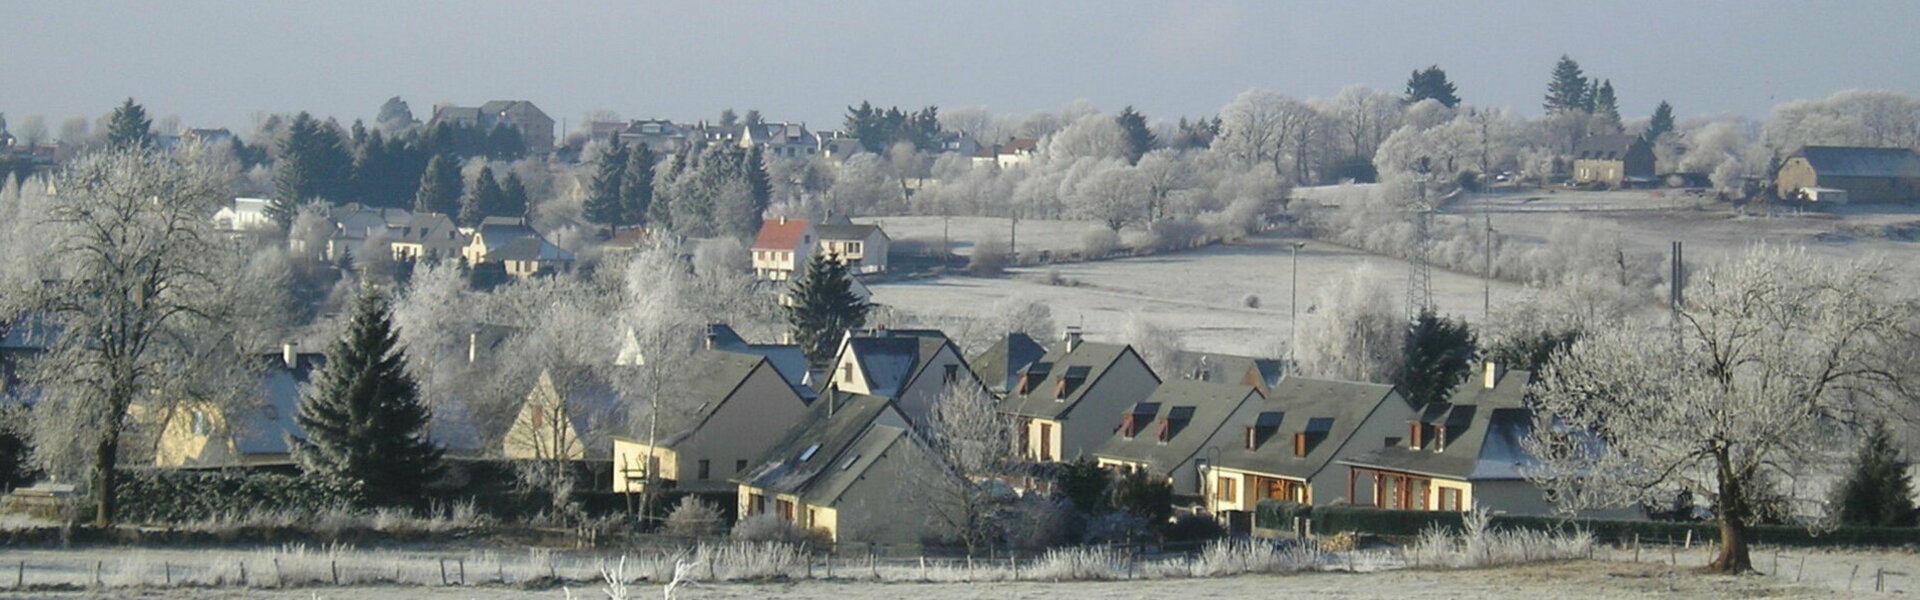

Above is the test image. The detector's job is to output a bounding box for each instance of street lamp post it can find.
[1288,241,1306,373]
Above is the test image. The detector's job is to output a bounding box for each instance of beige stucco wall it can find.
[1053,349,1159,462]
[1573,159,1624,185]
[665,362,810,492]
[1777,158,1819,196]
[502,377,586,460]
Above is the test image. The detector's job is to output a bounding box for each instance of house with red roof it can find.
[751,216,816,281]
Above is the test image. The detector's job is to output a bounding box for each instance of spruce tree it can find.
[1544,55,1589,113]
[1645,100,1676,142]
[1403,65,1462,108]
[458,166,504,227]
[584,141,628,230]
[273,113,352,228]
[1395,309,1476,407]
[500,171,530,219]
[786,253,870,366]
[105,98,153,149]
[292,290,444,507]
[1592,80,1622,132]
[1115,106,1157,165]
[413,153,462,215]
[1832,421,1917,527]
[620,142,656,227]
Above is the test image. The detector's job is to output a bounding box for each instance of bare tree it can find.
[1123,313,1181,379]
[611,241,704,524]
[1525,246,1918,573]
[8,148,252,525]
[917,380,1016,556]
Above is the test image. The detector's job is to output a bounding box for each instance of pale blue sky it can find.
[4,1,1918,133]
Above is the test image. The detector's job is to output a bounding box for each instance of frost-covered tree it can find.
[1045,114,1129,161]
[919,380,1015,555]
[1330,85,1407,159]
[1123,313,1180,379]
[376,96,417,134]
[294,289,444,507]
[1218,90,1318,182]
[1526,246,1919,573]
[1069,161,1149,231]
[11,148,249,525]
[1294,268,1403,382]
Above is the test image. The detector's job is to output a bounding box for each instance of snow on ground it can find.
[873,234,1524,357]
[0,554,1906,599]
[851,216,1154,257]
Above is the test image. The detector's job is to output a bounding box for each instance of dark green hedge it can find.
[114,469,364,523]
[1254,500,1919,548]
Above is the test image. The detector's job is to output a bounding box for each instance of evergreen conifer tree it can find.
[1403,65,1462,108]
[1115,106,1157,165]
[105,98,153,149]
[786,253,870,366]
[500,171,530,219]
[292,290,444,507]
[1544,55,1589,113]
[1592,80,1622,131]
[273,113,352,229]
[1644,100,1676,142]
[1832,421,1917,527]
[584,140,628,230]
[458,166,504,227]
[413,153,462,215]
[1395,309,1476,407]
[620,142,656,227]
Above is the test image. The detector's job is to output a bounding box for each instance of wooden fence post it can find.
[331,560,339,585]
[459,559,466,585]
[16,560,22,588]
[274,558,283,587]
[163,562,170,586]
[91,561,100,587]
[439,558,448,585]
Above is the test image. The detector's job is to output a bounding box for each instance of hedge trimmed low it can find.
[1255,500,1919,548]
[114,468,363,523]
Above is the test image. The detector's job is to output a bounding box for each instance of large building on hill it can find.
[426,100,555,153]
[1776,145,1920,203]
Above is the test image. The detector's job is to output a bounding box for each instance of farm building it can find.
[1776,146,1920,203]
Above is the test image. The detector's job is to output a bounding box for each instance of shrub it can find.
[1081,228,1120,258]
[1147,219,1205,251]
[968,236,1008,277]
[730,513,826,546]
[1166,513,1225,543]
[665,496,723,538]
[1110,470,1172,531]
[112,469,363,524]
[1242,294,1261,309]
[1000,494,1074,550]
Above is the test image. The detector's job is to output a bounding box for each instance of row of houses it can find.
[213,199,576,277]
[1569,135,1920,203]
[112,317,1609,544]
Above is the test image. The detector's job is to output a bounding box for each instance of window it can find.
[1440,487,1462,511]
[944,364,958,384]
[847,241,862,254]
[842,361,855,384]
[698,459,711,480]
[190,411,210,436]
[1216,476,1237,502]
[799,443,821,462]
[841,453,861,470]
[1038,422,1054,461]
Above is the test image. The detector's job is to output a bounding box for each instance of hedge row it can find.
[114,469,363,523]
[1255,501,1920,548]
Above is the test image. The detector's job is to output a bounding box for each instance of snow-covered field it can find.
[869,190,1920,358]
[873,234,1523,357]
[2,549,1914,599]
[851,216,1155,258]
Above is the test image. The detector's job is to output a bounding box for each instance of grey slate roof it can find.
[1000,341,1151,420]
[971,333,1047,396]
[814,223,885,242]
[1092,381,1260,477]
[1791,146,1920,178]
[705,324,816,402]
[1340,370,1536,481]
[236,353,325,457]
[659,351,784,448]
[1212,377,1403,481]
[489,236,575,262]
[737,392,915,505]
[1167,350,1284,392]
[1573,135,1645,160]
[826,329,957,400]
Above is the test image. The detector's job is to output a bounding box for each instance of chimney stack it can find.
[282,342,297,368]
[469,331,480,364]
[1484,361,1504,389]
[1064,326,1083,353]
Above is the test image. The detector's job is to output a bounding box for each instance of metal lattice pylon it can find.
[1406,174,1434,320]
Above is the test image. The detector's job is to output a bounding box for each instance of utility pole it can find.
[1483,213,1493,319]
[1289,241,1306,373]
[1009,215,1018,263]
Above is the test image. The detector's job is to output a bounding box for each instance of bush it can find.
[1147,219,1205,251]
[112,469,364,524]
[665,496,724,538]
[1166,513,1225,543]
[1242,294,1261,309]
[1081,228,1120,258]
[968,236,1008,277]
[730,513,827,546]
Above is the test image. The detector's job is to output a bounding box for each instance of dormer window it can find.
[1409,422,1425,449]
[799,443,821,462]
